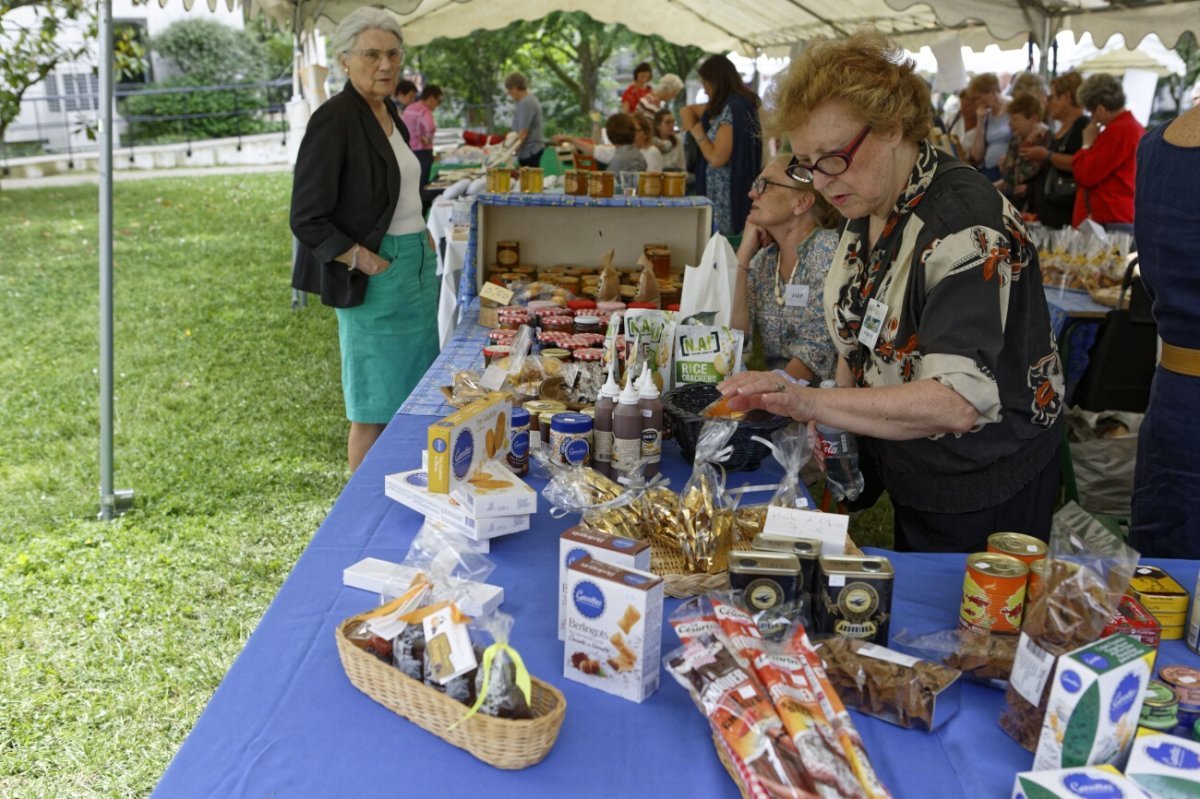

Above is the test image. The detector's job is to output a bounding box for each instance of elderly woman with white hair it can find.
[635,73,685,122]
[290,7,438,472]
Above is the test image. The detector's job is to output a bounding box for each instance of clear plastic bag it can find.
[466,611,533,720]
[891,627,1016,690]
[676,421,737,574]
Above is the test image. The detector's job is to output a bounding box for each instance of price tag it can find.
[479,364,507,391]
[857,643,920,668]
[422,605,478,685]
[784,284,810,307]
[857,298,888,348]
[479,281,515,306]
[761,505,848,556]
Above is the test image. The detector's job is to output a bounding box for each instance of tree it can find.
[527,12,629,121]
[0,0,91,146]
[411,21,533,130]
[152,17,268,85]
[638,37,709,89]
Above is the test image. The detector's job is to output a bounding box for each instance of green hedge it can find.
[119,79,277,143]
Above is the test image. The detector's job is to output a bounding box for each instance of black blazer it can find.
[290,80,410,308]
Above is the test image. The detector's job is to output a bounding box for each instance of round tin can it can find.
[661,171,686,197]
[588,171,615,198]
[637,171,663,197]
[506,406,530,476]
[550,412,592,466]
[496,240,519,268]
[1140,679,1181,729]
[960,552,1029,634]
[987,532,1048,566]
[519,166,544,193]
[1026,558,1049,607]
[1161,665,1200,706]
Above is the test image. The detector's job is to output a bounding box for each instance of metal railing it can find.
[1,78,292,173]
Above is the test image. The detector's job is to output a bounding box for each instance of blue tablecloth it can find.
[151,401,1200,799]
[1045,286,1107,389]
[398,302,485,417]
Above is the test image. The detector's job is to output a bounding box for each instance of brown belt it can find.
[1162,342,1200,377]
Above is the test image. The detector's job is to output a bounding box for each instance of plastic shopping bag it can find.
[678,232,737,326]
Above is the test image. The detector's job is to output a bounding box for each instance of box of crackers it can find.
[426,392,511,494]
[449,459,537,518]
[558,526,651,641]
[563,556,663,703]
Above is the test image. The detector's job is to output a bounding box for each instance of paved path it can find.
[1,162,291,191]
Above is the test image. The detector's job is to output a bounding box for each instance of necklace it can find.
[773,228,816,306]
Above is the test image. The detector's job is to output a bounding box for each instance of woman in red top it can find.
[621,62,653,114]
[1071,73,1144,233]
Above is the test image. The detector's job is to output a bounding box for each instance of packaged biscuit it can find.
[558,526,651,640]
[449,460,537,518]
[671,323,743,388]
[1011,765,1148,799]
[427,392,512,494]
[384,469,529,542]
[1125,729,1200,799]
[563,557,663,703]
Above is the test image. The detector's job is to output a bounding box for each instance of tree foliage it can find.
[151,17,269,85]
[0,0,91,145]
[1163,31,1200,113]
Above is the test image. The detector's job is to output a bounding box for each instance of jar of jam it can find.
[539,347,571,364]
[637,172,663,197]
[496,241,520,269]
[588,171,615,198]
[574,315,601,334]
[661,171,686,197]
[541,316,574,333]
[567,298,597,312]
[596,301,626,315]
[519,167,544,193]
[482,344,512,367]
[573,347,605,363]
[488,168,512,193]
[488,328,517,344]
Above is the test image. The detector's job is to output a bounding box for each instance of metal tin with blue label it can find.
[507,406,530,475]
[550,412,593,466]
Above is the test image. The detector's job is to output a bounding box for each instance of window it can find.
[62,73,99,113]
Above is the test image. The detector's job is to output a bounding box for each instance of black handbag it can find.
[1072,257,1157,413]
[1043,163,1077,202]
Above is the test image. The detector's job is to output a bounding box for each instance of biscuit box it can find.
[563,557,663,703]
[1125,729,1200,799]
[384,469,530,542]
[1011,765,1150,799]
[427,392,512,494]
[449,460,537,518]
[559,526,651,640]
[1033,634,1157,771]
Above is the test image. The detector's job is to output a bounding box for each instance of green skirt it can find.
[335,232,439,423]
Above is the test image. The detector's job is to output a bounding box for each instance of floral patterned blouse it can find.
[746,229,840,381]
[703,104,734,235]
[822,141,1064,513]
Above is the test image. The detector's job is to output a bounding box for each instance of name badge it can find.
[857,298,888,349]
[784,284,810,307]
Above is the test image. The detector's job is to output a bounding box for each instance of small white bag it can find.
[678,232,737,326]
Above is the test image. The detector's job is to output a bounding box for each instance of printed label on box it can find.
[558,526,651,640]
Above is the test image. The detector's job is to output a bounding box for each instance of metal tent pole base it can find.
[98,488,136,520]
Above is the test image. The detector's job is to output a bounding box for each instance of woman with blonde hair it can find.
[731,154,842,383]
[718,29,1063,552]
[968,72,1012,181]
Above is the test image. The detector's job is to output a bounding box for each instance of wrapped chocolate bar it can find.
[675,421,737,574]
[537,450,652,541]
[815,636,962,731]
[999,502,1139,751]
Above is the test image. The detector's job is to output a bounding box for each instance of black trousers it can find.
[517,149,544,168]
[414,149,434,188]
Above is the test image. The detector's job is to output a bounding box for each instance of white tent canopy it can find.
[161,0,1200,58]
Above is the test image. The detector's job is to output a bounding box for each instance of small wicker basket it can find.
[335,613,566,770]
[649,537,730,598]
[662,383,791,472]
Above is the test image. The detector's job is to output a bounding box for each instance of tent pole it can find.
[98,0,115,520]
[98,0,132,520]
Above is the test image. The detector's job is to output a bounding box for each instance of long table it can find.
[151,395,1200,798]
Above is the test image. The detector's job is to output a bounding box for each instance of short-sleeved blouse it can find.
[745,229,840,381]
[822,141,1063,513]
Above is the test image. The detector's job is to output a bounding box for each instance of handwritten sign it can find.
[479,281,515,306]
[762,505,848,556]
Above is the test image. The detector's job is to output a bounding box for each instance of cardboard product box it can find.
[342,557,504,618]
[1102,595,1164,649]
[563,557,663,703]
[1033,634,1158,771]
[449,461,537,518]
[427,392,512,494]
[558,526,651,640]
[1125,729,1200,799]
[384,470,530,542]
[1011,765,1150,799]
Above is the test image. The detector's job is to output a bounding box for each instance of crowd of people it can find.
[290,7,1198,558]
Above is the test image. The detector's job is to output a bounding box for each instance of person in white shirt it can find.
[634,114,664,172]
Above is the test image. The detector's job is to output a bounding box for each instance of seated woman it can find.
[653,109,687,172]
[719,30,1064,553]
[553,114,646,173]
[997,92,1048,210]
[731,154,841,384]
[633,114,664,173]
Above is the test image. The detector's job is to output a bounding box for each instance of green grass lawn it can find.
[0,172,894,798]
[0,173,348,798]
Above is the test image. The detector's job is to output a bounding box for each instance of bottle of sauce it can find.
[611,371,643,479]
[637,363,663,480]
[593,365,620,478]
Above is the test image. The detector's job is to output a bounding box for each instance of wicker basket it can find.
[335,613,566,769]
[649,537,730,598]
[662,383,791,472]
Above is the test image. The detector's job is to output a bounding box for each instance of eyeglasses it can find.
[344,48,405,66]
[752,176,803,195]
[786,125,871,184]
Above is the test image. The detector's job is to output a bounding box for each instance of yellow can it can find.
[960,553,1028,634]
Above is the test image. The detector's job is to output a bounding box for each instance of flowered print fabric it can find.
[822,140,1064,512]
[704,104,734,235]
[746,229,840,381]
